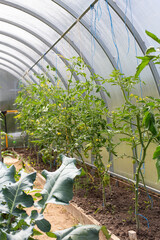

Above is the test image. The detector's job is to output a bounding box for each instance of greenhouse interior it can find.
[0,0,160,239]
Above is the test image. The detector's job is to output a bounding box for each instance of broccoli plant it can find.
[0,154,105,240]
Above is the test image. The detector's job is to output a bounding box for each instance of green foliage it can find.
[107,30,160,231]
[107,69,160,230]
[153,146,160,180]
[1,226,34,240]
[0,162,16,192]
[135,56,155,78]
[15,57,110,162]
[36,154,81,210]
[0,155,101,240]
[135,30,160,78]
[156,157,160,181]
[1,171,36,215]
[153,145,160,159]
[145,30,160,44]
[53,224,101,240]
[101,226,111,239]
[0,163,50,239]
[25,210,51,233]
[15,57,112,207]
[15,51,160,233]
[135,30,160,183]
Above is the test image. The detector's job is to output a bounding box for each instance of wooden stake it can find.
[128,230,137,240]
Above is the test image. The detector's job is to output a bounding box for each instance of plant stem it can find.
[135,114,145,231]
[75,148,90,182]
[135,147,146,231]
[136,114,145,148]
[135,172,140,231]
[102,181,106,207]
[40,205,46,214]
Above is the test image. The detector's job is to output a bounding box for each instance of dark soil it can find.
[72,176,160,240]
[15,148,160,240]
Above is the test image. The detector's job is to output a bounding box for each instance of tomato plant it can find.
[15,57,112,207]
[106,70,160,231]
[15,51,160,233]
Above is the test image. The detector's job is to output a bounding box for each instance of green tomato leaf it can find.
[149,123,157,136]
[153,147,160,181]
[145,30,160,44]
[80,167,86,177]
[135,56,155,78]
[145,46,156,55]
[153,145,160,159]
[142,111,152,128]
[32,228,43,236]
[54,224,101,240]
[46,232,57,238]
[142,111,157,136]
[101,226,111,240]
[34,193,41,198]
[36,155,81,208]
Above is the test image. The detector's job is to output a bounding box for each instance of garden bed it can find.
[72,176,160,240]
[15,148,160,240]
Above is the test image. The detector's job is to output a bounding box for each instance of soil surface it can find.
[72,176,160,240]
[4,155,78,240]
[13,148,160,239]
